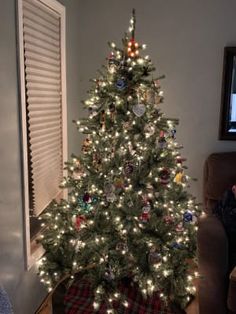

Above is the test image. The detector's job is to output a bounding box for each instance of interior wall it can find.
[64,0,236,200]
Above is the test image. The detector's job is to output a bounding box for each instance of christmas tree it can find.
[38,10,200,312]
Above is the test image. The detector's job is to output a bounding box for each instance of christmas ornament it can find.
[144,122,155,137]
[174,172,184,184]
[77,193,98,212]
[142,203,151,213]
[106,193,117,203]
[73,160,84,179]
[171,128,176,139]
[104,182,115,195]
[116,78,127,90]
[74,215,86,230]
[140,203,151,222]
[176,157,183,165]
[148,248,162,264]
[160,130,165,138]
[124,161,134,176]
[83,192,91,203]
[163,215,174,225]
[132,103,146,117]
[108,63,117,74]
[157,137,167,149]
[176,222,184,232]
[104,266,115,281]
[127,38,139,57]
[114,177,124,189]
[156,131,166,149]
[82,138,91,153]
[75,240,85,252]
[108,53,119,74]
[171,242,183,249]
[127,200,134,207]
[183,211,193,223]
[140,211,150,222]
[159,168,170,185]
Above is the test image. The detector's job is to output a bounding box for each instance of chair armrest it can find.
[197,214,229,313]
[198,214,228,273]
[228,266,236,313]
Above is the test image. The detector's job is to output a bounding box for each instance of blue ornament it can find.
[183,211,193,223]
[171,129,176,139]
[172,242,183,249]
[116,78,126,90]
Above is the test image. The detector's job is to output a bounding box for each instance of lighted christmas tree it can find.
[38,10,200,312]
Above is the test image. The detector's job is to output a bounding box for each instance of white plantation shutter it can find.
[20,0,67,217]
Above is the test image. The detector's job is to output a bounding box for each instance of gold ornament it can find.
[174,172,184,184]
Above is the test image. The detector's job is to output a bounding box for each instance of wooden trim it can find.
[35,293,52,314]
[219,47,236,140]
[17,0,32,270]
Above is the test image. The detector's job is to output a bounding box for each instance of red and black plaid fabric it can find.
[64,277,170,314]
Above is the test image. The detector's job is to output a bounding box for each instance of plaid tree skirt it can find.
[64,277,172,314]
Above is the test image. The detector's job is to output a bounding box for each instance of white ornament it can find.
[144,123,155,136]
[106,193,117,203]
[104,182,115,194]
[132,104,146,117]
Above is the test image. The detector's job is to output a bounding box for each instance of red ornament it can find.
[83,192,91,203]
[176,222,184,233]
[140,211,150,222]
[163,215,174,224]
[159,168,170,185]
[176,156,186,164]
[75,215,86,230]
[160,130,165,138]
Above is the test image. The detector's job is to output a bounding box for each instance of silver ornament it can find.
[106,193,117,203]
[132,104,146,117]
[104,182,115,194]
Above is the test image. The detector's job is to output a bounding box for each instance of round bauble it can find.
[124,161,134,176]
[104,182,115,195]
[144,122,155,136]
[106,193,117,203]
[116,78,127,90]
[183,211,193,223]
[159,168,170,184]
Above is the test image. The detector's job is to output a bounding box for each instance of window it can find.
[17,0,67,268]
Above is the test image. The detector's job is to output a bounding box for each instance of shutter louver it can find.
[23,0,63,216]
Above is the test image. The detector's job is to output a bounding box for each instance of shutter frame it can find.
[17,0,67,269]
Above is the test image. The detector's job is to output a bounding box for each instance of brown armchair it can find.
[198,152,236,314]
